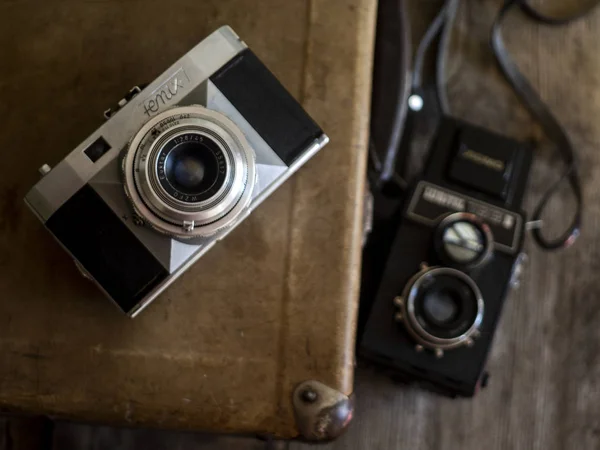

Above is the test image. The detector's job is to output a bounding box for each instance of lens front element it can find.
[158,132,226,202]
[422,288,460,325]
[413,272,480,341]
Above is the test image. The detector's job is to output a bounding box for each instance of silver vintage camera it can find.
[25,26,329,317]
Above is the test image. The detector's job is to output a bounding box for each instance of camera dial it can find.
[435,213,493,270]
[393,264,484,357]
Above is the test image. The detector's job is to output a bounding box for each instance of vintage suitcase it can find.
[0,0,376,441]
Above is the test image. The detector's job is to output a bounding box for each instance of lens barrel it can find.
[398,266,484,351]
[123,106,256,239]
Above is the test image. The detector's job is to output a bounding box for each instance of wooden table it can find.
[291,0,600,448]
[0,0,375,440]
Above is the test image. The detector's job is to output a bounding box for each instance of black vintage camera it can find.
[360,118,533,397]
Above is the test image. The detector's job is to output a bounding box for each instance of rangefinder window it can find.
[84,136,111,163]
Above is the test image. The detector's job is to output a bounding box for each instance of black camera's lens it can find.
[156,133,228,203]
[422,288,461,325]
[413,273,480,340]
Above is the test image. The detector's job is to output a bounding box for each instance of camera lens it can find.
[400,267,484,350]
[414,274,478,340]
[123,106,256,239]
[157,133,227,203]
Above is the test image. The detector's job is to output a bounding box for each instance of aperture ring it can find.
[122,105,256,239]
[147,129,234,210]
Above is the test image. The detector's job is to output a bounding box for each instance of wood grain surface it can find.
[293,0,600,449]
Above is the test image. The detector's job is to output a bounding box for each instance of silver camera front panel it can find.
[89,80,295,274]
[25,26,247,223]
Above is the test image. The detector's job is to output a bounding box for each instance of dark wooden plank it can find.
[50,422,280,450]
[0,417,53,450]
[0,418,288,450]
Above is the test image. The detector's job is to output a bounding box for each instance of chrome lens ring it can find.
[123,105,256,238]
[401,267,484,350]
[143,127,235,213]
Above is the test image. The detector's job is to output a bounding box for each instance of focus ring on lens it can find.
[147,129,234,211]
[397,266,484,351]
[122,105,256,239]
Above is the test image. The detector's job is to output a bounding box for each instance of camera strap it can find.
[374,0,600,251]
[490,0,599,250]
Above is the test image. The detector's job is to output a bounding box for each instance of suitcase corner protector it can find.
[292,380,355,441]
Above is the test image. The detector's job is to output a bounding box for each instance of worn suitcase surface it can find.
[0,0,376,440]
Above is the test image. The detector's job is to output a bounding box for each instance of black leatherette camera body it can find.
[360,118,533,397]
